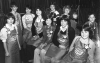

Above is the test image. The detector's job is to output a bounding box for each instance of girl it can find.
[60,25,95,63]
[0,13,20,63]
[33,18,55,63]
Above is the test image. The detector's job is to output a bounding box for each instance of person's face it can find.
[81,29,89,39]
[7,17,14,25]
[26,8,31,14]
[46,19,52,26]
[73,13,78,19]
[50,5,55,11]
[61,20,68,27]
[11,5,18,12]
[64,8,70,14]
[88,14,95,22]
[36,9,42,16]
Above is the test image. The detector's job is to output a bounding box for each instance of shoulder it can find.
[31,14,35,17]
[89,39,95,47]
[0,27,7,32]
[74,36,81,40]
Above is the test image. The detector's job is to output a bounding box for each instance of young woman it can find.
[10,2,22,46]
[0,13,20,63]
[22,5,35,43]
[49,18,75,63]
[33,18,55,63]
[83,14,98,41]
[60,25,95,63]
[31,8,46,45]
[60,5,71,26]
[48,4,59,26]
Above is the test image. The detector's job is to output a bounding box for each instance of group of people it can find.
[0,2,100,63]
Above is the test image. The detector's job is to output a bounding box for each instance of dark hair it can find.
[60,18,69,26]
[82,25,93,39]
[10,2,17,8]
[26,5,32,10]
[6,13,15,24]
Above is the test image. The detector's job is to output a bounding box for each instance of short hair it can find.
[82,25,93,39]
[26,5,32,10]
[63,5,71,13]
[60,18,70,26]
[10,2,17,8]
[6,13,15,24]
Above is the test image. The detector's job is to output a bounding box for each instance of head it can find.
[36,8,42,16]
[73,12,78,19]
[10,2,18,12]
[50,4,55,11]
[61,19,69,27]
[88,14,96,22]
[63,5,71,14]
[81,25,93,39]
[25,5,32,14]
[46,18,52,26]
[6,13,15,25]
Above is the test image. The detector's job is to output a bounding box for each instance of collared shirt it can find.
[0,24,17,42]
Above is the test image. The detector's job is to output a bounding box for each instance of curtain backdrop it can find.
[0,0,99,27]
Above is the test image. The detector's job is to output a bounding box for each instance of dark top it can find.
[52,26,75,47]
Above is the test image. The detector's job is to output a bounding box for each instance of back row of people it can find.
[0,2,99,63]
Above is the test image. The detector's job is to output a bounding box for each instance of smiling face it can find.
[11,5,18,12]
[88,14,95,22]
[61,20,68,27]
[81,29,89,39]
[7,17,14,25]
[50,5,55,11]
[64,8,70,14]
[36,9,42,16]
[26,8,31,14]
[46,18,52,26]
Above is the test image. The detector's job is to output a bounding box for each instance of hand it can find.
[5,52,9,56]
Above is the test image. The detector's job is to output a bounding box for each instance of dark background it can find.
[0,0,100,36]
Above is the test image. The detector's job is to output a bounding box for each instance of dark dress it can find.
[4,26,20,63]
[52,26,75,47]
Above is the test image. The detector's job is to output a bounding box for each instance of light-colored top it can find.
[22,14,35,29]
[0,24,18,43]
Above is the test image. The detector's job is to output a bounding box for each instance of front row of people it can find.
[0,6,99,63]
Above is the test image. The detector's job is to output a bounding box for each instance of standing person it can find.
[21,5,35,63]
[10,2,22,47]
[83,14,98,41]
[0,13,20,63]
[48,4,59,26]
[60,25,95,63]
[33,18,55,63]
[60,5,71,26]
[22,5,35,44]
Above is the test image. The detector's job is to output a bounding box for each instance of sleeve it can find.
[68,27,75,46]
[32,14,35,18]
[22,15,27,29]
[0,28,7,42]
[88,40,95,63]
[69,36,80,52]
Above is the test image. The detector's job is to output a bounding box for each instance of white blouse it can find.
[22,14,35,29]
[0,24,17,42]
